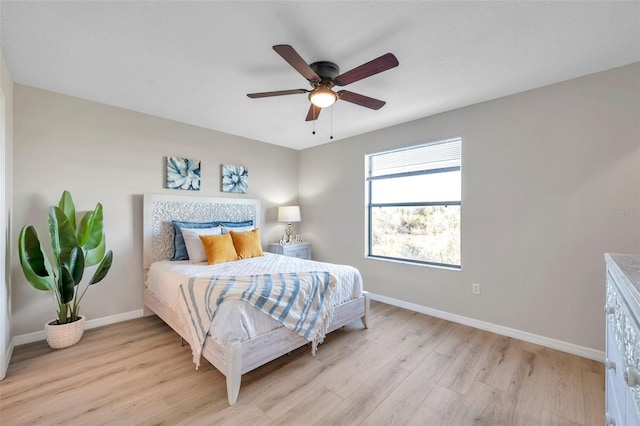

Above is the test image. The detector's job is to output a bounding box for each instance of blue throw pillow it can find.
[218,220,253,228]
[171,221,218,260]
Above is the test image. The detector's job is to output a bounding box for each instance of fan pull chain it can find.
[312,105,316,135]
[330,106,333,140]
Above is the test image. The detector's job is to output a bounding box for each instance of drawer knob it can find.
[605,358,616,372]
[625,366,640,387]
[605,412,616,426]
[604,305,615,315]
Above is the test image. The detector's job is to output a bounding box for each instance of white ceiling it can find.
[1,1,639,150]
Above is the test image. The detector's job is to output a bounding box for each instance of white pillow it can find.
[180,227,222,263]
[221,225,254,234]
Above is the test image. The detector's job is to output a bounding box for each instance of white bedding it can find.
[146,252,363,344]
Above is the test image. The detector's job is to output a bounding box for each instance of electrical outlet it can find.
[472,283,481,295]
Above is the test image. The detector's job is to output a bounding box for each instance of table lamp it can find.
[278,205,301,244]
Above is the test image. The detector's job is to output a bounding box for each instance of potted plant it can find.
[18,190,113,349]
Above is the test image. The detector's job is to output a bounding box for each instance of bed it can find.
[142,194,369,405]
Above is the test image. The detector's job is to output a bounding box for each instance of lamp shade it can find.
[309,86,337,108]
[278,206,301,223]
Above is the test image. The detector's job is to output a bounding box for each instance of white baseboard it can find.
[369,293,605,362]
[10,309,144,347]
[7,297,604,364]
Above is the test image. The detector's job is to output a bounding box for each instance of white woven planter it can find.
[45,316,85,350]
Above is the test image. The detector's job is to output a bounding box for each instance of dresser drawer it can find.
[607,370,623,426]
[628,390,640,426]
[607,323,626,425]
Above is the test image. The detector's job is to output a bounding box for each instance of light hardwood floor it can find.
[1,301,604,425]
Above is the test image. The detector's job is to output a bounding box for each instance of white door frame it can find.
[0,85,7,379]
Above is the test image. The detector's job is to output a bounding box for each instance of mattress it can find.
[146,252,363,344]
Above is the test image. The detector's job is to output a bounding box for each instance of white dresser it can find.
[605,253,640,426]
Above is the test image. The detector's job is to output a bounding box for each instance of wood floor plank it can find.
[448,381,510,425]
[543,350,589,424]
[319,363,410,425]
[502,348,540,425]
[174,400,272,426]
[540,410,581,426]
[258,375,342,423]
[437,329,500,395]
[390,316,453,372]
[272,386,343,425]
[316,336,400,398]
[0,303,604,426]
[243,351,325,410]
[433,321,477,357]
[407,384,462,425]
[477,334,522,392]
[361,351,452,425]
[581,370,605,426]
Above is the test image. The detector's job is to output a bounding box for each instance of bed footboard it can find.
[144,289,369,405]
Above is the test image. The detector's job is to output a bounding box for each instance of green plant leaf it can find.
[84,235,106,267]
[71,301,80,322]
[49,206,79,268]
[58,190,76,233]
[57,303,70,324]
[78,203,104,251]
[89,250,113,285]
[58,266,75,304]
[69,246,84,285]
[18,226,55,291]
[77,211,93,248]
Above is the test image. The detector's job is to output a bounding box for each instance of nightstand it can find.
[268,242,311,260]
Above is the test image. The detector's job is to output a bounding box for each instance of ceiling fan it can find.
[247,45,399,121]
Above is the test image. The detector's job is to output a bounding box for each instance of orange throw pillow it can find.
[200,233,238,265]
[230,228,264,259]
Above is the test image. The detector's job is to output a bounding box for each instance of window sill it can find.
[365,255,461,271]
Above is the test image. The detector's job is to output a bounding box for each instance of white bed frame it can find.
[142,194,369,405]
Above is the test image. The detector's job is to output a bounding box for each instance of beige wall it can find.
[8,63,639,353]
[11,85,299,336]
[1,47,14,377]
[299,63,640,352]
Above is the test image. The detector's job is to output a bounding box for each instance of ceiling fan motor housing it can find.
[309,61,340,85]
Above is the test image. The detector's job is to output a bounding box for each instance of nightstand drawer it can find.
[286,246,310,259]
[268,242,311,260]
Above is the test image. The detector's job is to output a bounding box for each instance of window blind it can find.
[368,137,461,178]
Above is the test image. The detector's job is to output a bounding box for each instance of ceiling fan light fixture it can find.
[309,86,337,108]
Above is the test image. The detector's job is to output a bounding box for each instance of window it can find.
[366,137,461,268]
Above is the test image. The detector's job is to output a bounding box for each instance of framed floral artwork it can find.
[166,156,201,191]
[221,164,248,193]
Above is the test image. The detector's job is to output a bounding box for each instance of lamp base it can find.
[280,223,303,245]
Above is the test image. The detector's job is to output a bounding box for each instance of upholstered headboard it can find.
[142,194,261,269]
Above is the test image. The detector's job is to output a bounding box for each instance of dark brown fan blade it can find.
[337,90,386,110]
[335,53,399,86]
[305,104,321,121]
[247,89,308,98]
[273,45,320,83]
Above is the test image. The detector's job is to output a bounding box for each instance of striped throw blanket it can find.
[177,272,337,368]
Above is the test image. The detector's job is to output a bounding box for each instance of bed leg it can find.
[361,292,370,329]
[225,339,242,405]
